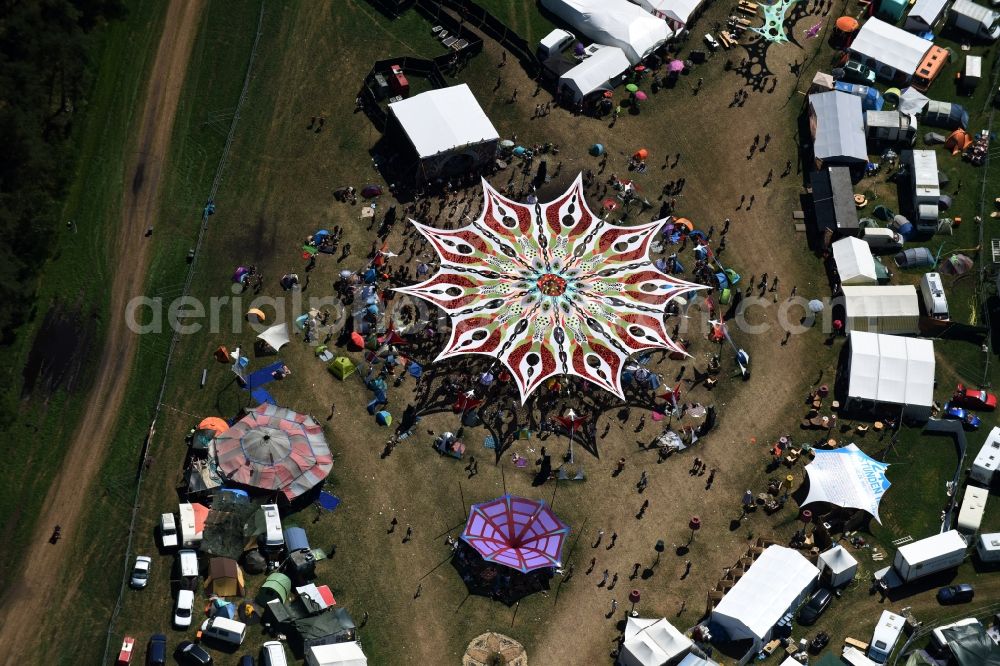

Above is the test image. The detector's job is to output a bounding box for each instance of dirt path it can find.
[0,0,204,661]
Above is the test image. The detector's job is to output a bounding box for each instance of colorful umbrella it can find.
[212,404,333,501]
[634,148,649,160]
[625,83,639,92]
[375,411,392,426]
[233,266,250,284]
[634,65,646,72]
[199,417,230,434]
[667,59,685,73]
[361,184,383,198]
[634,91,648,101]
[461,495,569,573]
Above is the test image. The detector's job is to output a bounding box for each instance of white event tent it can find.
[306,642,368,666]
[541,0,671,64]
[559,45,631,102]
[803,444,891,522]
[842,286,920,334]
[833,237,879,285]
[818,545,860,587]
[846,330,934,419]
[809,91,868,166]
[711,546,818,648]
[631,0,705,29]
[257,323,290,351]
[620,617,693,666]
[388,84,499,159]
[848,17,931,81]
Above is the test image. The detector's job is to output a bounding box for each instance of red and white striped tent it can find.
[212,404,332,501]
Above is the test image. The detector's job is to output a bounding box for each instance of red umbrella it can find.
[634,65,646,72]
[603,90,614,98]
[350,331,365,348]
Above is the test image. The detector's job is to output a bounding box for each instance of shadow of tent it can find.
[450,541,554,607]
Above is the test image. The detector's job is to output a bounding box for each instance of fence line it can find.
[100,2,267,661]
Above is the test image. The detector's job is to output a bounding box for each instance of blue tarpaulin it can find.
[317,491,341,512]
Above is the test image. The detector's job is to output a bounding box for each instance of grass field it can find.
[14,0,1000,664]
[0,0,168,589]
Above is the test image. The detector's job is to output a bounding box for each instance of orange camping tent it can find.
[945,129,972,155]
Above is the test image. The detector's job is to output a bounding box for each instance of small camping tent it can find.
[257,324,291,352]
[894,246,935,267]
[945,129,973,154]
[924,100,969,129]
[258,572,293,604]
[205,557,245,597]
[818,545,860,587]
[328,356,357,380]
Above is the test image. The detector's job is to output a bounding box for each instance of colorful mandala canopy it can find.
[461,495,569,573]
[395,175,703,401]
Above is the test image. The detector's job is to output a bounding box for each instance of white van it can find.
[860,228,904,253]
[920,272,948,320]
[260,504,284,549]
[178,549,199,579]
[159,512,178,549]
[262,641,290,666]
[868,610,906,663]
[200,616,247,646]
[537,29,575,59]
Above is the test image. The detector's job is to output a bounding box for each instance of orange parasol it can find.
[198,417,229,434]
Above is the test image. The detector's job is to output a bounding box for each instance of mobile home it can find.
[956,485,989,534]
[905,150,940,233]
[178,502,203,547]
[971,426,1000,484]
[919,272,948,319]
[868,610,906,663]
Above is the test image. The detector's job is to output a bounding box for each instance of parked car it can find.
[146,634,167,666]
[130,555,152,589]
[942,404,982,430]
[835,60,876,84]
[937,583,975,604]
[798,588,833,625]
[176,641,213,665]
[159,512,178,549]
[952,384,997,410]
[239,657,256,666]
[174,589,194,629]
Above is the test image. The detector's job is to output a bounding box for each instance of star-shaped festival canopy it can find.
[394,175,704,402]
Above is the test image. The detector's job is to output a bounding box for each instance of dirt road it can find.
[0,0,204,661]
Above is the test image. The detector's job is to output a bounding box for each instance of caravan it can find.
[971,426,1000,484]
[868,610,906,663]
[920,272,949,319]
[956,485,989,534]
[260,504,284,550]
[977,532,1000,562]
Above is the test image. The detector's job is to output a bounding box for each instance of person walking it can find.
[414,583,422,598]
[607,532,618,549]
[594,529,605,548]
[609,572,619,589]
[631,562,641,579]
[403,525,413,543]
[610,599,618,615]
[599,569,610,586]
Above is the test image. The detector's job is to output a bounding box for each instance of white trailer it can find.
[956,485,989,534]
[868,610,906,663]
[876,530,967,587]
[919,272,949,320]
[971,426,1000,484]
[976,532,1000,562]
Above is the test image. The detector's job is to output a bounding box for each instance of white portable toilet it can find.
[818,544,860,587]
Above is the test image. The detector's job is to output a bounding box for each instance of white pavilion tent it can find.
[541,0,671,64]
[842,286,920,334]
[257,323,290,351]
[818,545,860,587]
[711,546,818,648]
[906,0,949,32]
[306,642,368,666]
[848,18,932,82]
[631,0,705,29]
[809,91,868,166]
[833,237,879,285]
[846,331,935,419]
[388,84,499,159]
[620,617,693,666]
[559,45,631,102]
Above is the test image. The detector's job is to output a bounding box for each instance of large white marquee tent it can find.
[388,84,499,159]
[541,0,671,64]
[848,17,931,81]
[711,546,818,648]
[846,331,935,419]
[559,45,631,102]
[842,285,920,334]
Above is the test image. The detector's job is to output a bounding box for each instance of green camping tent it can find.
[328,356,357,380]
[257,572,293,604]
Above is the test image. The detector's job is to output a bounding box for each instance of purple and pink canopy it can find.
[213,404,332,501]
[461,495,569,573]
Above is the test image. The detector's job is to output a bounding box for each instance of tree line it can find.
[0,0,127,345]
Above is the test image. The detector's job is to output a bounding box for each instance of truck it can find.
[970,425,1000,484]
[919,272,948,319]
[874,530,968,588]
[956,485,989,534]
[868,610,906,663]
